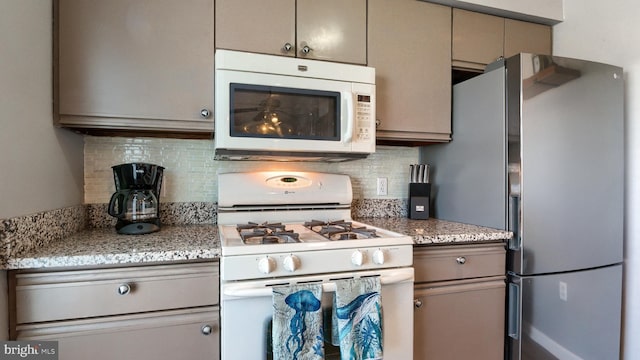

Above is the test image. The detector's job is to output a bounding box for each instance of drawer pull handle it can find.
[456,256,467,265]
[117,283,131,295]
[201,325,213,335]
[414,299,423,309]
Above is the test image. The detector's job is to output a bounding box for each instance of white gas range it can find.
[217,171,414,359]
[217,171,414,279]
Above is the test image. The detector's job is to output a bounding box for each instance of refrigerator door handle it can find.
[508,195,521,250]
[507,282,521,339]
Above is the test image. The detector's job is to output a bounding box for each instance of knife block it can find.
[408,183,431,220]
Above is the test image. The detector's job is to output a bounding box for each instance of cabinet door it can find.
[297,0,367,64]
[57,0,214,132]
[414,278,505,360]
[452,9,504,71]
[504,19,552,58]
[216,0,365,64]
[369,0,452,142]
[216,0,295,57]
[17,307,219,360]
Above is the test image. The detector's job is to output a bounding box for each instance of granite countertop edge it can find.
[5,219,512,270]
[5,225,221,271]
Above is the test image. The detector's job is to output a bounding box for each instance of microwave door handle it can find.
[343,92,354,143]
[223,270,414,298]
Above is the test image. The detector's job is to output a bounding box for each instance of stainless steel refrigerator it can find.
[422,54,624,360]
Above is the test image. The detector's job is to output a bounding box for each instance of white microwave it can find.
[214,50,376,161]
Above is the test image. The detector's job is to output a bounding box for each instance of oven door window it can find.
[230,83,341,141]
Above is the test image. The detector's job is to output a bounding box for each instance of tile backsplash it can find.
[84,136,419,204]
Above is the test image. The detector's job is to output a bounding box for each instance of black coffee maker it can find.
[108,163,164,234]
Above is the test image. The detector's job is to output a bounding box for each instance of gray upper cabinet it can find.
[216,0,295,57]
[452,8,552,71]
[56,0,215,133]
[369,0,452,143]
[452,9,504,70]
[216,0,367,65]
[504,18,552,58]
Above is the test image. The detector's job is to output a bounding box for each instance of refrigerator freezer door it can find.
[507,54,624,275]
[507,264,622,360]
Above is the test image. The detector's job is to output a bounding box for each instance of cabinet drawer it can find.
[14,263,219,324]
[413,244,505,283]
[16,307,219,360]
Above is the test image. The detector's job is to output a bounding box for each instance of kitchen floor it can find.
[521,336,556,360]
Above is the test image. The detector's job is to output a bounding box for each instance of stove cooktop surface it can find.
[219,219,412,256]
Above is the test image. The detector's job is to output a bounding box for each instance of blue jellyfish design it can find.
[285,289,323,360]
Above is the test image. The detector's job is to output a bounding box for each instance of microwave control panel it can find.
[356,94,373,142]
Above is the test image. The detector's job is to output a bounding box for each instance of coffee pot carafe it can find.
[109,189,158,221]
[108,163,164,234]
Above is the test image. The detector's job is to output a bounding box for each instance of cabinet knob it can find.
[117,283,131,295]
[283,43,293,52]
[375,119,381,128]
[301,45,312,55]
[200,109,211,118]
[456,256,467,265]
[201,324,213,335]
[414,299,423,309]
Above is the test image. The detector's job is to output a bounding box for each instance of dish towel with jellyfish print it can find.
[272,283,324,360]
[334,277,383,360]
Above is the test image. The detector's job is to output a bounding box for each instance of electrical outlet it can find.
[559,281,568,301]
[377,177,388,196]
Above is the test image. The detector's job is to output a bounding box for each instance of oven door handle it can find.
[223,270,414,298]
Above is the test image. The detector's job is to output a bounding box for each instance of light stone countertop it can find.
[6,225,220,270]
[356,217,512,245]
[5,219,511,270]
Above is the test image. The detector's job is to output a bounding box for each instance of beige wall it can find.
[0,0,84,219]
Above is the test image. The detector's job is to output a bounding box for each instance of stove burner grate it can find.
[304,220,379,240]
[237,222,300,245]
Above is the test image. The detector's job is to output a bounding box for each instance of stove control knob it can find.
[257,257,276,274]
[283,255,301,272]
[351,250,364,266]
[372,249,385,265]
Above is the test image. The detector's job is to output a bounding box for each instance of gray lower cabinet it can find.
[10,262,219,360]
[413,243,506,360]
